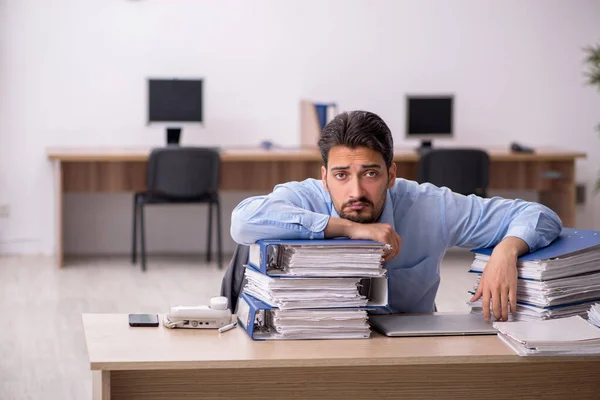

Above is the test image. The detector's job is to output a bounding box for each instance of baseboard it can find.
[0,239,44,255]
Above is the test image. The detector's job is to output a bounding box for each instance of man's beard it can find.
[334,192,386,224]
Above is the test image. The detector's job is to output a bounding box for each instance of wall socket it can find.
[0,204,10,218]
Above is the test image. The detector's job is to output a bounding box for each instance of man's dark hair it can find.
[318,111,394,168]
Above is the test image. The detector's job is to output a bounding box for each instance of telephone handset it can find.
[163,296,232,329]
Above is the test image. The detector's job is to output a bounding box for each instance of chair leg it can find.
[206,202,213,263]
[131,195,137,264]
[216,199,223,270]
[140,202,147,272]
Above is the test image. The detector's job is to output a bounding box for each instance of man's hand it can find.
[324,217,401,262]
[347,222,401,262]
[470,237,529,321]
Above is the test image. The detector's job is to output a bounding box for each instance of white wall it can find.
[1,0,600,255]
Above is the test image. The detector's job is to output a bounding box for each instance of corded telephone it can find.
[163,296,232,329]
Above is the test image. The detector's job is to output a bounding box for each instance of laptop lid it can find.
[369,313,497,337]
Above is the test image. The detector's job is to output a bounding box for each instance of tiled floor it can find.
[0,249,475,400]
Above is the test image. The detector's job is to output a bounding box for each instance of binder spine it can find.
[248,242,284,275]
[236,294,254,337]
[238,293,275,340]
[248,242,268,274]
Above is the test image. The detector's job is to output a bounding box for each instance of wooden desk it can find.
[48,147,585,267]
[83,313,600,400]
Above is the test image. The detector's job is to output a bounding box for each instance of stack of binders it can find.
[237,239,389,340]
[467,228,600,321]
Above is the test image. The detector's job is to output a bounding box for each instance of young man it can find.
[230,111,562,321]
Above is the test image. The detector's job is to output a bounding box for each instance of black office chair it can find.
[131,147,223,272]
[416,149,490,197]
[220,243,250,313]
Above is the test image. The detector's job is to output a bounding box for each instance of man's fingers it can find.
[382,250,392,262]
[383,233,400,262]
[509,287,517,314]
[383,244,394,262]
[470,283,483,302]
[482,287,491,321]
[492,287,502,320]
[500,289,509,321]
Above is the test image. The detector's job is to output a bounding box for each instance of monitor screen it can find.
[406,96,453,136]
[148,79,203,123]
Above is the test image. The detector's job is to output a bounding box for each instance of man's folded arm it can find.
[442,189,563,252]
[230,182,330,245]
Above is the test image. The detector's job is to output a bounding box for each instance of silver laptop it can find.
[369,313,497,337]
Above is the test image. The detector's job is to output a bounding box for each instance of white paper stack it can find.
[467,270,600,321]
[244,268,368,309]
[493,316,600,356]
[278,244,387,277]
[467,254,600,321]
[258,309,370,340]
[588,303,600,328]
[241,239,390,340]
[468,299,595,321]
[470,251,600,281]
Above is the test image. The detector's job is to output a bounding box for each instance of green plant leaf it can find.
[584,44,600,64]
[583,44,600,87]
[585,45,600,195]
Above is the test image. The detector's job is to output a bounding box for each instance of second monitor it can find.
[406,95,453,152]
[148,78,204,145]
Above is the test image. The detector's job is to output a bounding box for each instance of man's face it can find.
[321,146,396,223]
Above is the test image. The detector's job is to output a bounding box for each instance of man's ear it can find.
[321,165,329,191]
[387,163,397,189]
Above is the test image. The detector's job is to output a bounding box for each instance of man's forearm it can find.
[230,195,330,244]
[323,217,355,238]
[495,236,530,257]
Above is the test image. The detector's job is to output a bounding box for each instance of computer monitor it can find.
[406,95,453,151]
[148,78,203,145]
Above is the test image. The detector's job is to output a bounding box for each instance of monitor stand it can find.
[416,140,433,155]
[166,127,181,146]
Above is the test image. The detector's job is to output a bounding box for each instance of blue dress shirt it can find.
[230,178,562,313]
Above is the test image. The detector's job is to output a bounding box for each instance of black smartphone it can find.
[128,313,159,327]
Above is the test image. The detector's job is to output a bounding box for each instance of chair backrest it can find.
[220,243,250,313]
[416,149,490,197]
[146,147,220,199]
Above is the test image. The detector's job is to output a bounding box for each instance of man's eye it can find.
[334,172,347,179]
[365,171,378,177]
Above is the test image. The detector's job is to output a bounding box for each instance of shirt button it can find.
[309,235,314,240]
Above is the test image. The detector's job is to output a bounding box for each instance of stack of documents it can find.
[238,292,371,340]
[588,303,600,328]
[493,316,600,356]
[249,239,387,277]
[244,268,368,309]
[467,228,600,321]
[266,309,370,340]
[468,298,596,321]
[467,273,600,321]
[239,239,390,340]
[469,250,600,281]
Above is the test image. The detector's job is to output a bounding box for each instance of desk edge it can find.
[89,354,600,371]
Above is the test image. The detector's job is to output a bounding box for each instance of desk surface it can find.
[82,314,599,371]
[49,146,586,163]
